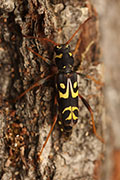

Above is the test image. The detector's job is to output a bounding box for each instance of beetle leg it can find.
[78,93,104,143]
[37,96,58,161]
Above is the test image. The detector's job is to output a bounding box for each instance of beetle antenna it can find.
[65,16,92,45]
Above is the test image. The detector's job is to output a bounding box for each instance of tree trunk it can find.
[0,0,105,179]
[92,0,120,180]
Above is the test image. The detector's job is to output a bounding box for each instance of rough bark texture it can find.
[0,0,105,180]
[92,0,120,180]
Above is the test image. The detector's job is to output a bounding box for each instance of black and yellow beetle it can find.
[12,17,104,160]
[55,44,79,133]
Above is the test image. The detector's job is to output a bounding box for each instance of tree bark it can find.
[92,0,120,180]
[0,0,104,179]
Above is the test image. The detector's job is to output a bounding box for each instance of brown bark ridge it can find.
[0,0,104,179]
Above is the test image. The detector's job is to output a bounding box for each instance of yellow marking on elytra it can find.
[59,89,69,99]
[62,106,78,120]
[69,52,72,56]
[59,81,69,98]
[55,54,63,59]
[60,83,65,89]
[73,112,78,120]
[63,66,66,69]
[70,82,78,98]
[73,82,77,89]
[62,106,71,114]
[59,78,78,99]
[66,44,69,48]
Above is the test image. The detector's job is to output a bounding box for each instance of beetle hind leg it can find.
[79,93,104,143]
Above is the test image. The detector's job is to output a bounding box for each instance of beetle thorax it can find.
[54,44,74,72]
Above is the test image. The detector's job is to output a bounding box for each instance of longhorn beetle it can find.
[12,16,104,160]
